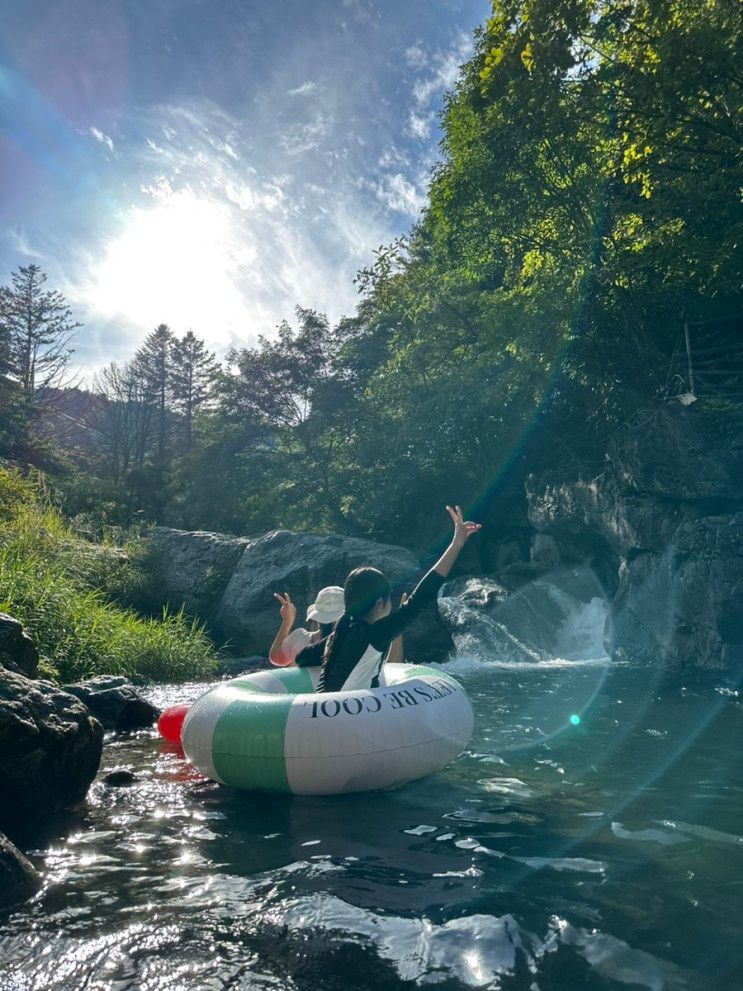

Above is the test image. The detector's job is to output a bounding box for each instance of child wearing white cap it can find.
[268,586,344,667]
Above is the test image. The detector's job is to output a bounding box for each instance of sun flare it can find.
[87,189,255,346]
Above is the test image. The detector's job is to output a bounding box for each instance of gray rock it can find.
[146,527,250,618]
[608,405,743,502]
[606,514,743,671]
[526,472,694,556]
[0,612,39,678]
[0,670,103,829]
[0,831,41,909]
[530,534,562,571]
[63,676,160,731]
[214,529,454,663]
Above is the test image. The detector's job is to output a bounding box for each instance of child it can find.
[269,586,344,666]
[296,506,480,692]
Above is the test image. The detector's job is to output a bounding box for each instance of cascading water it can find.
[438,567,611,666]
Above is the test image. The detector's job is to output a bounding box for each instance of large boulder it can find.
[0,669,103,829]
[0,831,41,909]
[214,530,454,663]
[63,676,160,731]
[145,527,250,619]
[0,612,39,678]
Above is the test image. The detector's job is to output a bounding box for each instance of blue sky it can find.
[0,0,489,377]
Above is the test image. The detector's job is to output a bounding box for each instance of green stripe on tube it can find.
[212,695,293,792]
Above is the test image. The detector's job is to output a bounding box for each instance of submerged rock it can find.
[0,670,103,829]
[0,613,39,678]
[102,769,137,787]
[63,676,160,731]
[0,831,41,909]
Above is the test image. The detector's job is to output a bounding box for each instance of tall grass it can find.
[0,468,217,683]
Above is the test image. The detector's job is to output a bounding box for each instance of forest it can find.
[1,0,740,560]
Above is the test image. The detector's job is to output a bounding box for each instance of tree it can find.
[0,264,79,395]
[171,331,218,451]
[131,324,174,467]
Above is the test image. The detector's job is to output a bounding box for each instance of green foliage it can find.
[0,468,216,682]
[2,0,738,554]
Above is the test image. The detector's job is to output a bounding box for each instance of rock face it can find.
[0,669,103,829]
[0,612,39,678]
[214,530,454,663]
[63,676,160,731]
[0,831,41,909]
[526,404,743,673]
[146,527,250,619]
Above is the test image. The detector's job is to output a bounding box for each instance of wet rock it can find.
[0,670,103,829]
[102,769,137,787]
[63,676,160,731]
[214,530,454,664]
[527,405,743,673]
[606,514,743,671]
[145,527,250,619]
[0,612,39,678]
[0,831,41,909]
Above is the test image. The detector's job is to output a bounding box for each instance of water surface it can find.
[1,660,741,990]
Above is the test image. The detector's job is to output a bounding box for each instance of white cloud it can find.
[289,81,319,96]
[407,111,434,140]
[280,113,331,155]
[90,126,114,152]
[404,43,426,69]
[411,31,472,109]
[374,173,427,218]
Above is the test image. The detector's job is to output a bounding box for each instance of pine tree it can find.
[0,264,79,395]
[171,330,218,450]
[131,324,174,467]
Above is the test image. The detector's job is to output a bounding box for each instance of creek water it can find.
[1,587,742,990]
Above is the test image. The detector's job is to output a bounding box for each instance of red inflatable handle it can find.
[158,703,189,744]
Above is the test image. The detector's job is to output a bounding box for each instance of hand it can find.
[400,592,408,607]
[446,505,481,547]
[273,592,297,626]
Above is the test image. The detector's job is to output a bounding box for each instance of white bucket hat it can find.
[306,585,344,625]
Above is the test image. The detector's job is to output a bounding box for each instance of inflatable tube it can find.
[181,663,474,795]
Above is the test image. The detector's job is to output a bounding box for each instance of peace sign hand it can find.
[446,505,481,548]
[273,592,297,625]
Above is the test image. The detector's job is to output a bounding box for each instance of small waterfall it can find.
[438,568,610,667]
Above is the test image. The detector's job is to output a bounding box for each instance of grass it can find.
[0,468,217,683]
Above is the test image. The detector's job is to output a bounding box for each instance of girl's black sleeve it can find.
[367,569,446,651]
[295,638,327,668]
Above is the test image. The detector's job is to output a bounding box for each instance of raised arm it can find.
[368,506,480,651]
[268,592,297,666]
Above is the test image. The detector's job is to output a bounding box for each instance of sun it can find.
[87,188,255,347]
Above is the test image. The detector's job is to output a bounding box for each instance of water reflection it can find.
[0,666,741,990]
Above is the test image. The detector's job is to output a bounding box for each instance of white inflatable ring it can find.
[181,663,474,795]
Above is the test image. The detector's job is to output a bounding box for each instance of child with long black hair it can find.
[295,506,480,692]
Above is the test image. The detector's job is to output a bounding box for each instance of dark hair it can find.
[323,567,391,665]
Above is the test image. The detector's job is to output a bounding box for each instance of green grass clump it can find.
[0,468,217,683]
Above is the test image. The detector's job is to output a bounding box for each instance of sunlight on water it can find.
[1,590,741,991]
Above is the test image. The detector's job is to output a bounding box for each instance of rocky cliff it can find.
[525,404,743,673]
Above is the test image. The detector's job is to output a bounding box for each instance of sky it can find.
[0,0,490,378]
